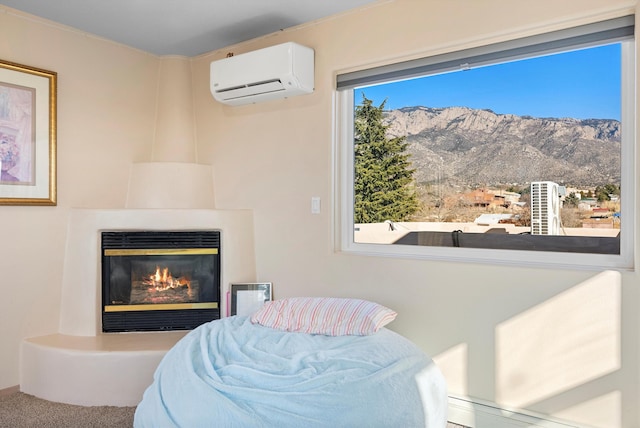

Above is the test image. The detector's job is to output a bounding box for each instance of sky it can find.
[357,43,621,121]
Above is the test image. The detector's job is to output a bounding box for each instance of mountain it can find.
[383,106,621,188]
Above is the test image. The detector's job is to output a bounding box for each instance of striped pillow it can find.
[250,297,397,336]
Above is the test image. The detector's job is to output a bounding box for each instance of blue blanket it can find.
[134,316,447,427]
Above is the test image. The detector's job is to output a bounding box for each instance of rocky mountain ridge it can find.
[383,106,621,188]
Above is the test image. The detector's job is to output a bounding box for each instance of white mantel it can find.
[59,208,255,335]
[20,208,256,406]
[17,55,241,405]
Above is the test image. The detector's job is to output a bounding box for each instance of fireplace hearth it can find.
[101,230,221,332]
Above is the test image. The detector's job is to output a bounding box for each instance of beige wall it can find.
[0,0,639,426]
[0,7,158,388]
[192,0,639,426]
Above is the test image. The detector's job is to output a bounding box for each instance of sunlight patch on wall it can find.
[495,270,621,409]
[432,343,468,396]
[552,391,621,428]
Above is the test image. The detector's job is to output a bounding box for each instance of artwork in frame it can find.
[230,282,272,317]
[0,59,56,205]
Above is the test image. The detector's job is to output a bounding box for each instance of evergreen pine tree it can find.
[354,95,419,223]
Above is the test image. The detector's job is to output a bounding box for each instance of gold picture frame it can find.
[0,59,56,205]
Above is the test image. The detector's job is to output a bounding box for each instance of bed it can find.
[134,297,448,427]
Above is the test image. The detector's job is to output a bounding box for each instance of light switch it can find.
[311,197,321,214]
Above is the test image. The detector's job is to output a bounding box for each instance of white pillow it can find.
[250,297,397,336]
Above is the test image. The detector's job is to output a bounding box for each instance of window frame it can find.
[333,19,636,271]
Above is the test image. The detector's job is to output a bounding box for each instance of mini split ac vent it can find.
[215,79,284,94]
[210,42,314,106]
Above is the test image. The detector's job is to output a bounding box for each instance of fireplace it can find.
[101,230,221,332]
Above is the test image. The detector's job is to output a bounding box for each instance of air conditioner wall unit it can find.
[530,181,561,235]
[210,42,314,106]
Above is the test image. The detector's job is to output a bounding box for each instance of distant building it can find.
[578,198,598,211]
[463,189,494,207]
[582,217,614,229]
[591,208,610,218]
[461,189,514,208]
[474,213,514,225]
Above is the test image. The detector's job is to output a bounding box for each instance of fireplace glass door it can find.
[102,231,221,332]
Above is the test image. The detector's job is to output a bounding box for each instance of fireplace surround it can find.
[102,230,221,332]
[20,209,256,406]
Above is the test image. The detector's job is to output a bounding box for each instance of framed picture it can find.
[0,59,56,205]
[230,282,272,317]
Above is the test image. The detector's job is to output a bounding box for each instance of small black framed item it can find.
[230,282,272,316]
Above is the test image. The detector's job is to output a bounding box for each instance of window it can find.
[335,16,635,270]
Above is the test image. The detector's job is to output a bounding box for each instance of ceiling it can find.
[0,0,378,56]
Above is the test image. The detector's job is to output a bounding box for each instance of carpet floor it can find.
[0,392,135,428]
[0,390,467,427]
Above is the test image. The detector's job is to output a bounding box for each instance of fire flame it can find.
[143,266,191,292]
